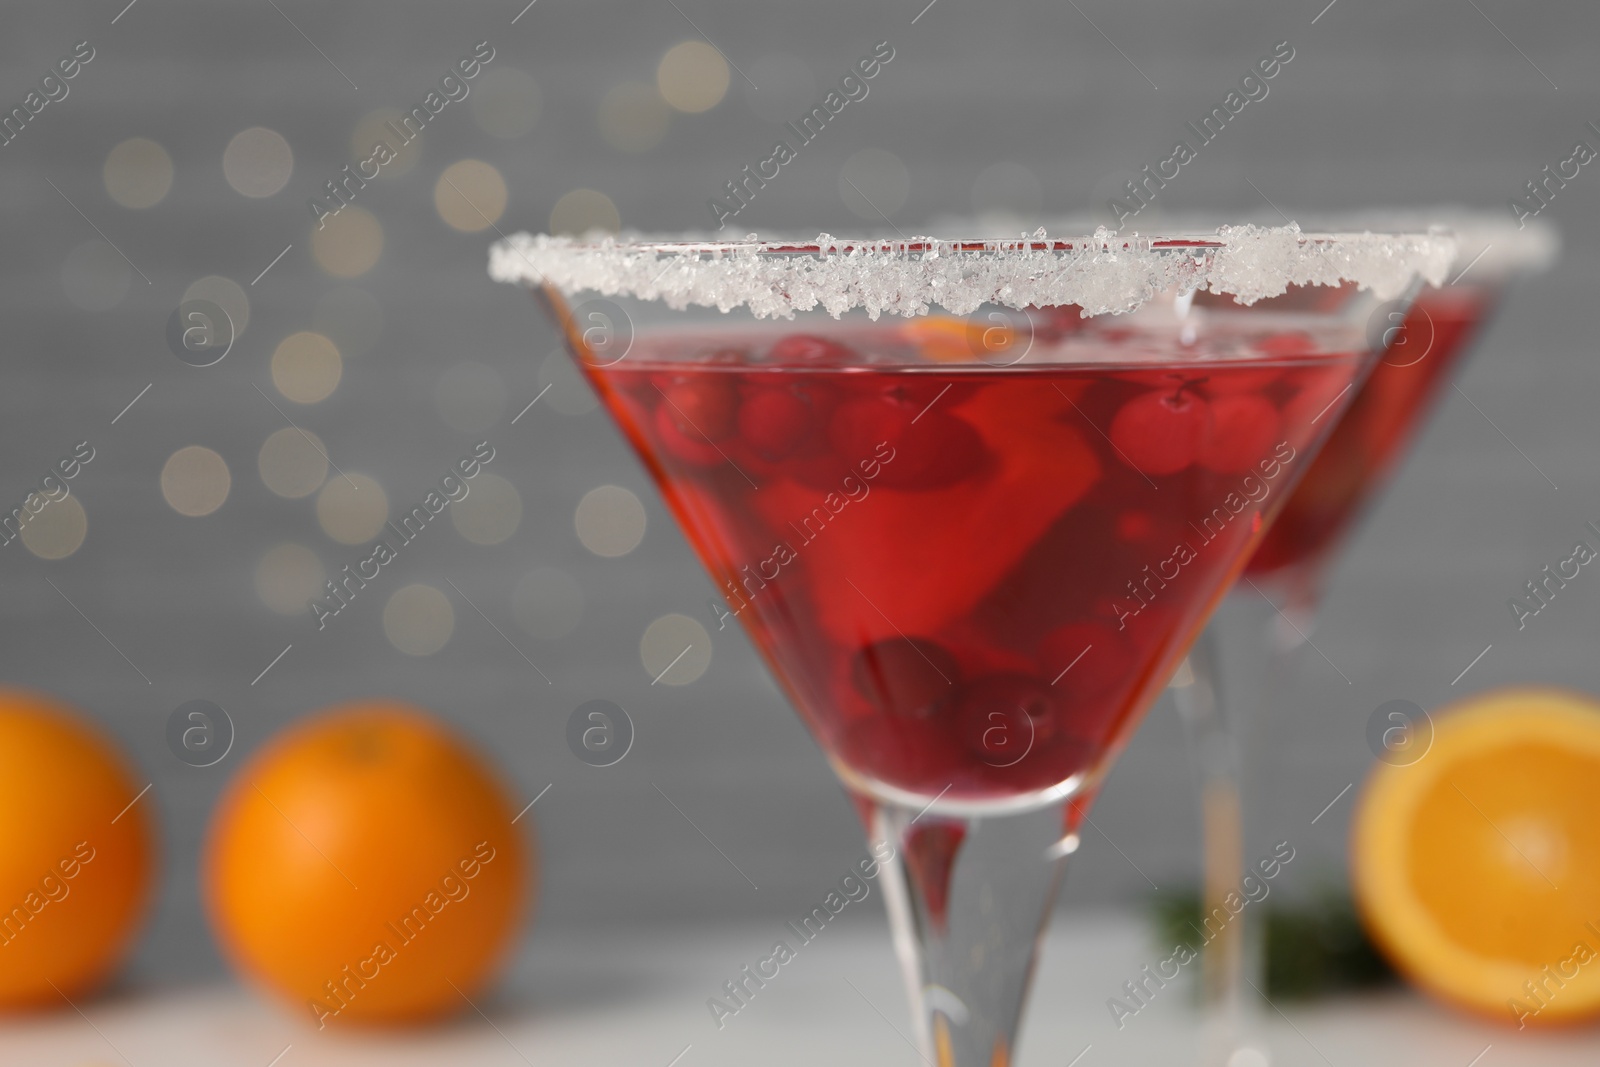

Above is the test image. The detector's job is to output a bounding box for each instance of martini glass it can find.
[490,226,1452,1065]
[1168,212,1556,1063]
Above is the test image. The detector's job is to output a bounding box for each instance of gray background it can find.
[1,0,1597,994]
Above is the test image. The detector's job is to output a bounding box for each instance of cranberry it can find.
[850,637,960,720]
[661,378,737,441]
[952,674,1057,763]
[768,334,857,366]
[1108,386,1211,476]
[835,716,963,792]
[1199,394,1283,473]
[652,402,725,466]
[738,387,813,459]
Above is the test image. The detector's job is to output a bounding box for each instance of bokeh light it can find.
[512,566,584,639]
[222,126,293,198]
[450,472,522,546]
[471,67,542,139]
[182,275,249,337]
[575,485,646,557]
[311,286,383,358]
[257,427,329,499]
[640,613,712,685]
[315,473,388,544]
[839,148,910,220]
[350,109,421,177]
[255,543,326,615]
[383,583,455,656]
[435,361,507,432]
[60,240,130,312]
[104,137,173,208]
[657,41,729,113]
[538,351,597,416]
[597,82,671,153]
[161,446,231,517]
[271,331,342,404]
[20,496,87,560]
[310,205,383,278]
[434,159,507,233]
[549,189,620,236]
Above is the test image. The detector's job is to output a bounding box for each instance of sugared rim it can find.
[489,224,1456,320]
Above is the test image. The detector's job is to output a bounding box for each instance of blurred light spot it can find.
[640,613,711,685]
[744,55,815,123]
[434,159,507,233]
[103,137,173,209]
[258,427,329,499]
[161,446,230,517]
[350,109,420,177]
[255,542,326,615]
[182,275,250,337]
[451,472,521,545]
[316,473,388,545]
[550,189,620,236]
[575,485,645,557]
[60,240,130,312]
[222,126,293,198]
[434,361,506,432]
[839,148,910,220]
[271,331,342,404]
[312,286,383,358]
[471,67,542,139]
[383,583,455,656]
[539,350,597,415]
[310,205,383,278]
[512,566,584,639]
[20,495,87,560]
[597,82,670,153]
[658,41,729,113]
[972,161,1042,224]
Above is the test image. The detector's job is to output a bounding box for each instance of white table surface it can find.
[2,909,1592,1066]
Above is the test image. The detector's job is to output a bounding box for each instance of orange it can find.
[204,700,533,1029]
[0,688,155,1009]
[1352,687,1600,1028]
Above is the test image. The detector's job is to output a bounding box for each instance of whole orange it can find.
[0,688,155,1009]
[204,700,533,1029]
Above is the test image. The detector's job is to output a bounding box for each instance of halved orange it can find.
[1352,687,1600,1027]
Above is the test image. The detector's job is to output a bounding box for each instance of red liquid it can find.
[572,315,1368,803]
[1244,285,1498,592]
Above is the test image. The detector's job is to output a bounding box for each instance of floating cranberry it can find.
[835,716,963,792]
[652,401,725,466]
[850,637,959,720]
[768,334,857,365]
[1199,394,1283,473]
[738,386,814,459]
[952,674,1058,763]
[661,378,738,441]
[1107,387,1210,476]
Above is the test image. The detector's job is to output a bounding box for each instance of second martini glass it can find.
[491,226,1452,1065]
[1170,212,1556,1063]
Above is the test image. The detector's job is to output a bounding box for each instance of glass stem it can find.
[1170,626,1249,1066]
[865,796,1077,1067]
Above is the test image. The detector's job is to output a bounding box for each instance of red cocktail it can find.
[1243,283,1498,597]
[580,320,1368,805]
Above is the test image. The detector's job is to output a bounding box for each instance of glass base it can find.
[864,794,1078,1066]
